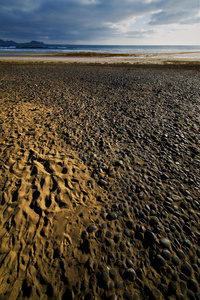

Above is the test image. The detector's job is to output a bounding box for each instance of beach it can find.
[0,51,200,65]
[0,59,200,300]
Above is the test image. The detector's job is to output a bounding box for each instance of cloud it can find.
[149,0,200,25]
[0,0,199,43]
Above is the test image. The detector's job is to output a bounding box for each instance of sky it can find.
[0,0,199,45]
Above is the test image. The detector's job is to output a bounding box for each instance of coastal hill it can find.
[0,39,46,48]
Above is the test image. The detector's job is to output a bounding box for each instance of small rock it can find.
[81,280,87,291]
[126,259,134,268]
[120,241,126,251]
[144,230,157,245]
[187,279,198,293]
[126,220,134,229]
[114,160,123,167]
[107,294,118,300]
[107,212,118,221]
[172,256,180,266]
[159,238,171,249]
[109,282,115,291]
[187,290,196,300]
[123,268,136,282]
[177,250,186,259]
[109,269,118,280]
[98,271,109,289]
[181,261,193,277]
[99,179,107,186]
[106,231,113,238]
[149,216,160,227]
[115,281,124,289]
[161,250,172,260]
[168,281,177,295]
[155,255,165,267]
[87,225,97,233]
[123,291,132,300]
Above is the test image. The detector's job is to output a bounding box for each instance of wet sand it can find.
[0,51,200,65]
[0,62,200,300]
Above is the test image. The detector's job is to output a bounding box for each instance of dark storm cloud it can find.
[0,0,199,42]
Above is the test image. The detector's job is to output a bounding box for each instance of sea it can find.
[0,45,200,55]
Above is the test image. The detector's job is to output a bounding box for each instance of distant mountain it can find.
[0,39,17,47]
[0,39,47,48]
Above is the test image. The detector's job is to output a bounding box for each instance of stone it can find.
[180,281,186,293]
[126,259,134,268]
[81,280,87,291]
[144,230,157,245]
[181,261,193,277]
[87,225,97,233]
[106,231,113,238]
[107,294,118,300]
[159,238,171,249]
[115,281,124,289]
[149,216,160,226]
[100,271,109,284]
[155,255,165,267]
[168,281,177,295]
[161,250,172,260]
[172,256,180,266]
[109,269,118,280]
[123,291,132,300]
[187,279,198,293]
[126,220,134,229]
[187,290,196,300]
[120,241,126,251]
[114,234,121,243]
[107,212,118,221]
[123,268,136,282]
[177,250,186,259]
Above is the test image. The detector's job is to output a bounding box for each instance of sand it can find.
[0,51,200,65]
[0,61,200,300]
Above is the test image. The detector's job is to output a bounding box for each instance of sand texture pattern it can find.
[0,63,200,300]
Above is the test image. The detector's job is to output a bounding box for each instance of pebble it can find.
[115,281,124,290]
[123,291,132,300]
[161,250,172,260]
[126,220,134,229]
[120,241,126,251]
[187,279,198,293]
[177,250,186,259]
[107,294,118,300]
[109,269,118,279]
[187,290,196,300]
[109,282,115,290]
[123,268,136,282]
[126,259,134,268]
[144,230,157,245]
[106,231,113,238]
[107,212,118,221]
[87,225,97,233]
[114,234,121,243]
[81,280,87,291]
[149,216,159,226]
[181,261,193,277]
[159,238,171,249]
[168,281,177,295]
[98,271,109,288]
[155,255,165,267]
[172,255,180,266]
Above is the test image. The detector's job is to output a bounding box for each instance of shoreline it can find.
[0,51,200,66]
